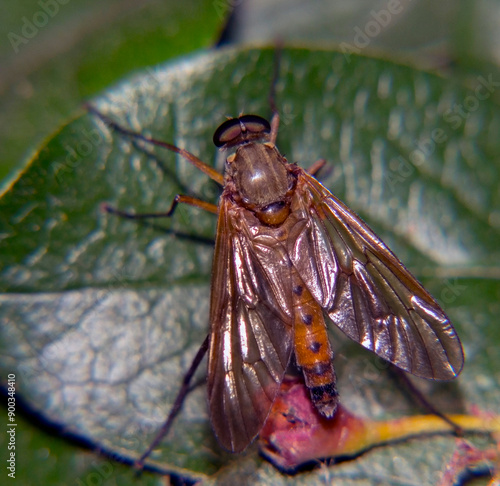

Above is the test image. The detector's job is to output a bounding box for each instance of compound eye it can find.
[213,118,242,147]
[213,115,271,147]
[238,115,271,135]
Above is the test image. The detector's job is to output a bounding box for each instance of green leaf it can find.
[0,0,223,182]
[1,47,499,484]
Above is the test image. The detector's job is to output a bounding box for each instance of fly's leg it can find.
[86,104,224,185]
[390,366,464,436]
[306,159,326,176]
[135,335,210,470]
[102,193,216,469]
[87,105,220,219]
[102,194,218,221]
[85,105,220,467]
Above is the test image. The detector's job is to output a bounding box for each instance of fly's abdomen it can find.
[292,273,338,417]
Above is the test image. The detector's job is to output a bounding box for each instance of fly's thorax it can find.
[225,142,298,226]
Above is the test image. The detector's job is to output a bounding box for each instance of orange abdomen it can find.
[292,271,338,417]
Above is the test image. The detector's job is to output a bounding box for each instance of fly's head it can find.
[214,115,297,226]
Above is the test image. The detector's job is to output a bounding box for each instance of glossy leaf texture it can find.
[0,47,499,484]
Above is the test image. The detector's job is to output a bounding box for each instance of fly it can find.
[206,112,464,452]
[88,72,464,461]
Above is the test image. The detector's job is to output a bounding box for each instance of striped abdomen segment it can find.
[292,270,338,417]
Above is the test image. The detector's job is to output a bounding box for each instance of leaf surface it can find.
[0,47,499,484]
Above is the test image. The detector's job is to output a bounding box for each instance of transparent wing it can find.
[207,198,294,452]
[288,170,464,380]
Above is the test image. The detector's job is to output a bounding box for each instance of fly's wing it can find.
[207,198,294,453]
[288,170,464,380]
